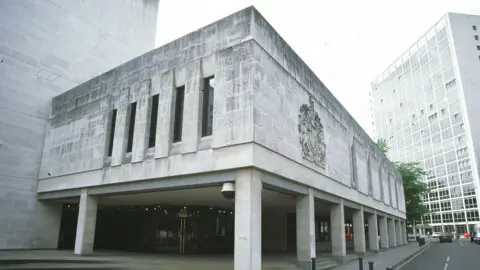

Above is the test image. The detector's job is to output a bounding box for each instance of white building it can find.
[34,6,407,269]
[371,13,480,234]
[0,0,159,249]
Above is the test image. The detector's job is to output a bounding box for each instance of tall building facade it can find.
[0,0,159,249]
[371,13,480,233]
[30,7,407,268]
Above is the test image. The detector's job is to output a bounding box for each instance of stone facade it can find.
[0,0,159,249]
[37,7,405,218]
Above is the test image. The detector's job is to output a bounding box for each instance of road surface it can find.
[399,238,480,270]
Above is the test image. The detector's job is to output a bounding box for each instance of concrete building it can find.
[0,0,159,249]
[371,13,480,234]
[21,6,406,269]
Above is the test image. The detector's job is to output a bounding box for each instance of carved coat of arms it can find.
[298,96,326,167]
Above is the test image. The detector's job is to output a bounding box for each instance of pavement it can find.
[333,239,436,270]
[0,249,356,270]
[399,237,480,270]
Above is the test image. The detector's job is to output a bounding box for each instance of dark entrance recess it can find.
[58,204,234,254]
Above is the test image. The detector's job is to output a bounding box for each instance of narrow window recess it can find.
[173,86,185,143]
[201,76,215,137]
[107,109,117,157]
[126,102,137,153]
[477,45,480,51]
[473,25,477,31]
[475,35,479,41]
[148,94,159,148]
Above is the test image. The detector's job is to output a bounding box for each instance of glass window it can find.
[454,211,466,222]
[451,199,464,210]
[460,171,473,184]
[126,102,137,153]
[173,86,185,143]
[450,186,462,198]
[442,213,453,223]
[441,201,452,211]
[453,123,465,137]
[438,177,448,188]
[466,210,480,222]
[438,189,450,200]
[464,197,477,209]
[201,76,215,137]
[446,162,458,174]
[457,147,468,159]
[449,174,461,186]
[148,95,159,148]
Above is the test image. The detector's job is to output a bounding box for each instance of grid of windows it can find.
[371,18,480,228]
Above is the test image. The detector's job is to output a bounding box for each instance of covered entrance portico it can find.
[40,168,406,270]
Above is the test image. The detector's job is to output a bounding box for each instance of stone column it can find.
[331,199,346,264]
[368,212,379,251]
[379,215,389,249]
[395,219,402,246]
[74,189,98,255]
[352,206,366,254]
[234,169,262,270]
[296,189,316,270]
[387,218,397,247]
[401,220,408,245]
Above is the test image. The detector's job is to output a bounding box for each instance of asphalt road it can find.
[399,238,480,270]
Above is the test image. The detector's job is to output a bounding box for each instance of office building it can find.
[33,7,406,269]
[0,0,159,249]
[371,13,480,233]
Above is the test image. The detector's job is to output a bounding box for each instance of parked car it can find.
[438,232,453,243]
[407,233,416,240]
[432,232,441,238]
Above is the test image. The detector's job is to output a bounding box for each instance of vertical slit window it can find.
[107,109,117,157]
[173,86,185,143]
[126,102,137,153]
[148,94,159,148]
[202,76,215,137]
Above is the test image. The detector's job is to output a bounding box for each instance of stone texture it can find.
[0,0,158,249]
[368,212,379,251]
[387,218,397,247]
[379,215,389,249]
[296,189,316,269]
[74,189,98,255]
[234,169,262,270]
[352,206,366,254]
[331,200,346,264]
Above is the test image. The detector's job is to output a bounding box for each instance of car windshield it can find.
[439,232,451,236]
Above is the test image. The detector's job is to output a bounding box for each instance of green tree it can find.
[376,138,389,153]
[376,139,429,223]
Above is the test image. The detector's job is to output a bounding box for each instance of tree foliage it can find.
[376,139,429,223]
[376,138,389,153]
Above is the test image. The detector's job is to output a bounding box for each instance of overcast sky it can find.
[156,0,479,137]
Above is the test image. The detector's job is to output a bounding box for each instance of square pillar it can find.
[395,219,402,246]
[331,199,346,264]
[368,212,379,251]
[352,206,366,254]
[379,215,389,249]
[387,218,397,247]
[74,189,98,255]
[234,169,262,270]
[401,221,408,245]
[296,189,316,270]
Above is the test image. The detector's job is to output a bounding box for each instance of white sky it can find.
[156,0,479,137]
